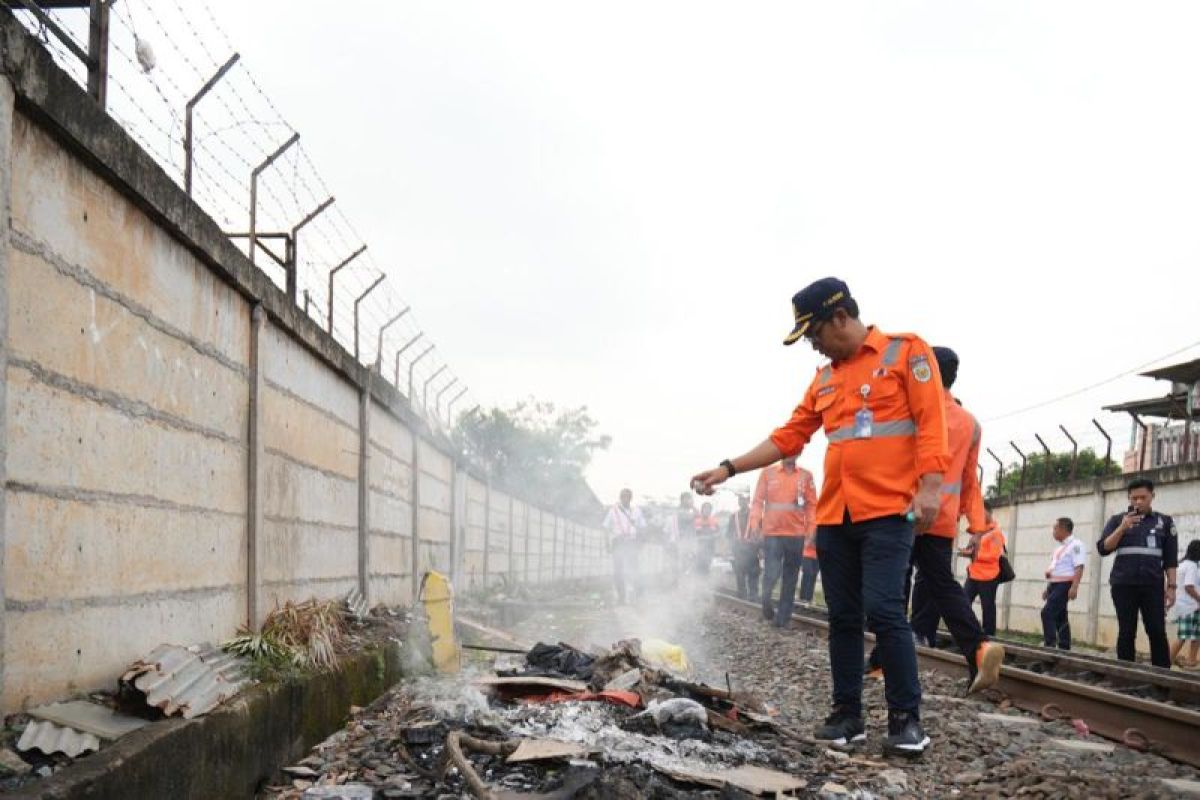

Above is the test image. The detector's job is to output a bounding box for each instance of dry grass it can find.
[224,598,348,673]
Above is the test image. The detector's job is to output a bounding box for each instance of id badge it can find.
[854,408,874,439]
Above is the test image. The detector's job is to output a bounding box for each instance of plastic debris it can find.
[640,638,691,674]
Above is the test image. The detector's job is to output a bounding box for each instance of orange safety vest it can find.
[927,390,987,538]
[771,327,950,525]
[694,514,720,532]
[748,463,816,537]
[967,524,1006,582]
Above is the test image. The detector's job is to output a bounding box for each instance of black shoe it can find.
[761,603,775,622]
[813,707,866,746]
[883,710,929,757]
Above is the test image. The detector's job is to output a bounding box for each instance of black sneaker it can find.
[813,707,866,746]
[883,710,929,757]
[761,602,775,622]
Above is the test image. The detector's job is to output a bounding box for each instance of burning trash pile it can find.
[264,636,814,799]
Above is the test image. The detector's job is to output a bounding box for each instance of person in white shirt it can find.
[602,488,646,604]
[1041,517,1085,650]
[1170,539,1200,669]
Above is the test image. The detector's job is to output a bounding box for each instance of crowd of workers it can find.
[602,276,1196,758]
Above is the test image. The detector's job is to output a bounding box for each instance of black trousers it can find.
[963,576,999,636]
[908,535,986,664]
[1112,583,1170,668]
[1041,582,1072,649]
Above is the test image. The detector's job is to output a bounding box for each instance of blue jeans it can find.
[762,536,805,625]
[817,514,921,716]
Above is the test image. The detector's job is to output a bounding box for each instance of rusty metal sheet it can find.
[16,720,100,758]
[122,644,252,719]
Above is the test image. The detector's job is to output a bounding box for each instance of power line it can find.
[981,338,1200,423]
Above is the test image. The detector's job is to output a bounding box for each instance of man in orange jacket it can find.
[692,277,946,757]
[750,456,817,627]
[906,347,1004,693]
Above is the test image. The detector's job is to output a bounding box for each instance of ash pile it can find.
[267,637,814,799]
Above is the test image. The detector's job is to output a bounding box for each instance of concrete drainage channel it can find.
[5,644,404,800]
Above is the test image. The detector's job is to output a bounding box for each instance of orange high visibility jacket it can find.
[927,390,987,538]
[967,524,1006,582]
[770,327,950,526]
[748,463,816,537]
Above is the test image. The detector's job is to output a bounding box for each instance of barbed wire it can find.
[9,2,476,428]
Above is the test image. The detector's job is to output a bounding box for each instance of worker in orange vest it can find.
[692,277,947,757]
[904,347,1003,693]
[961,501,1007,636]
[749,456,817,626]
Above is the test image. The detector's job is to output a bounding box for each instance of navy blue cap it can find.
[782,277,853,345]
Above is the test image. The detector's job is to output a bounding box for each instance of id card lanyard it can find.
[854,383,873,438]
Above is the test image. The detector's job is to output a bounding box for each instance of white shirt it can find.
[1048,535,1085,581]
[1177,560,1200,617]
[603,504,645,540]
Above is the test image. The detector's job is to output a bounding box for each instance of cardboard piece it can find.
[654,763,805,795]
[506,739,589,763]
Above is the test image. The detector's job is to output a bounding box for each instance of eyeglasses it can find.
[804,319,827,342]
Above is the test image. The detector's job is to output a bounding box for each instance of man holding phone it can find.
[1097,478,1179,668]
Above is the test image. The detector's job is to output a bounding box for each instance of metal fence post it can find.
[286,196,334,302]
[374,307,410,372]
[352,274,386,362]
[184,53,239,196]
[326,245,367,336]
[249,133,299,266]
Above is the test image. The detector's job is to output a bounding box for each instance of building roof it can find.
[1103,391,1189,419]
[1140,357,1200,385]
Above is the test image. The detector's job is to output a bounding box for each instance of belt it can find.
[1115,547,1162,558]
[826,418,916,443]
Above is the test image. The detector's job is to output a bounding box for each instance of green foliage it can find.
[453,400,610,517]
[988,447,1120,497]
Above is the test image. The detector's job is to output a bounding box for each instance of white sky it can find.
[46,2,1200,510]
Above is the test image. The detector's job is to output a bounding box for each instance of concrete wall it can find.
[0,14,609,712]
[970,462,1200,651]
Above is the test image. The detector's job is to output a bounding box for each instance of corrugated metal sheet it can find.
[16,720,100,758]
[345,589,368,622]
[122,644,252,719]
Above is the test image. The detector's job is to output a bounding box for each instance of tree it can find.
[988,447,1120,498]
[452,400,611,519]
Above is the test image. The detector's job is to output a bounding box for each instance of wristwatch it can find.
[720,459,737,477]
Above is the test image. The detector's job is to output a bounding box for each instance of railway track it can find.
[713,590,1200,768]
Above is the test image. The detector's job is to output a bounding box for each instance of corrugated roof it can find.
[16,720,100,758]
[122,644,252,719]
[1141,357,1200,385]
